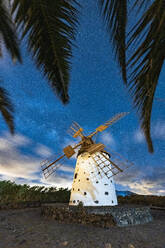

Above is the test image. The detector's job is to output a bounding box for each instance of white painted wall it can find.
[69,152,118,206]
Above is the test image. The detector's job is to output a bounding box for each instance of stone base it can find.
[41,203,153,227]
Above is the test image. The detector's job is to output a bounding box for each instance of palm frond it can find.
[12,0,79,103]
[0,0,21,62]
[0,87,14,134]
[132,0,152,11]
[127,0,165,153]
[98,0,127,83]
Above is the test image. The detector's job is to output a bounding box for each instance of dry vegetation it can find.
[118,195,165,207]
[0,180,165,209]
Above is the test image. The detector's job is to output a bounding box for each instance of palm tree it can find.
[0,0,21,133]
[12,0,79,103]
[98,0,165,153]
[0,87,14,133]
[1,0,164,152]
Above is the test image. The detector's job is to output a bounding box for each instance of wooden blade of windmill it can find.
[90,154,104,180]
[108,149,134,172]
[67,121,84,138]
[101,152,123,172]
[41,140,83,179]
[88,112,129,138]
[91,152,116,180]
[41,153,66,179]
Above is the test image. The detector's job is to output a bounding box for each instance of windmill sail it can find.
[91,152,123,179]
[40,111,133,207]
[41,154,66,179]
[89,112,129,138]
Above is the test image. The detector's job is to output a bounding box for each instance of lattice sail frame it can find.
[90,152,120,180]
[41,112,132,180]
[41,154,66,179]
[87,150,134,181]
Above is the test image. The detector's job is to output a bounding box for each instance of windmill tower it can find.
[41,112,133,207]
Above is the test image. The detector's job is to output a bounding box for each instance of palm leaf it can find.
[12,0,79,103]
[98,0,127,83]
[132,0,152,11]
[127,0,165,152]
[0,87,14,134]
[0,0,21,62]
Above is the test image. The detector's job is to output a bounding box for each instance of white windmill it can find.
[41,112,133,206]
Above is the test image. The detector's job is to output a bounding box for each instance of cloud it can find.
[115,164,165,195]
[34,144,53,158]
[133,129,145,143]
[0,133,40,180]
[153,121,165,140]
[133,120,165,144]
[0,132,30,150]
[0,132,74,189]
[100,132,116,148]
[0,132,164,194]
[41,174,73,189]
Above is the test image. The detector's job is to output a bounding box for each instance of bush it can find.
[118,194,165,207]
[0,180,70,204]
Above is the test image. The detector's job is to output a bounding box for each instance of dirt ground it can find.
[0,207,165,248]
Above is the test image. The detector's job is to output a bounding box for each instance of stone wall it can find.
[0,201,41,210]
[74,205,153,226]
[42,204,153,227]
[41,203,115,228]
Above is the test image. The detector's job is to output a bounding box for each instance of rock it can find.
[104,243,112,248]
[128,244,135,248]
[19,239,27,245]
[0,217,6,222]
[61,241,68,246]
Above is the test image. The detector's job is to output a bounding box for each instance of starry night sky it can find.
[0,0,164,195]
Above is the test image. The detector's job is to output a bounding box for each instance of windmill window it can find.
[94,200,99,204]
[84,172,86,174]
[111,180,113,183]
[105,192,109,195]
[84,192,87,195]
[73,200,76,203]
[73,188,74,191]
[86,178,89,181]
[112,200,114,203]
[96,181,99,184]
[77,200,79,202]
[91,172,94,174]
[104,184,108,186]
[78,189,80,191]
[74,173,78,179]
[79,179,80,182]
[98,172,100,175]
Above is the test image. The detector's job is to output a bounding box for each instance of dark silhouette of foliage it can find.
[12,0,79,103]
[0,180,70,203]
[118,194,165,207]
[0,0,21,133]
[0,87,14,133]
[0,0,164,152]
